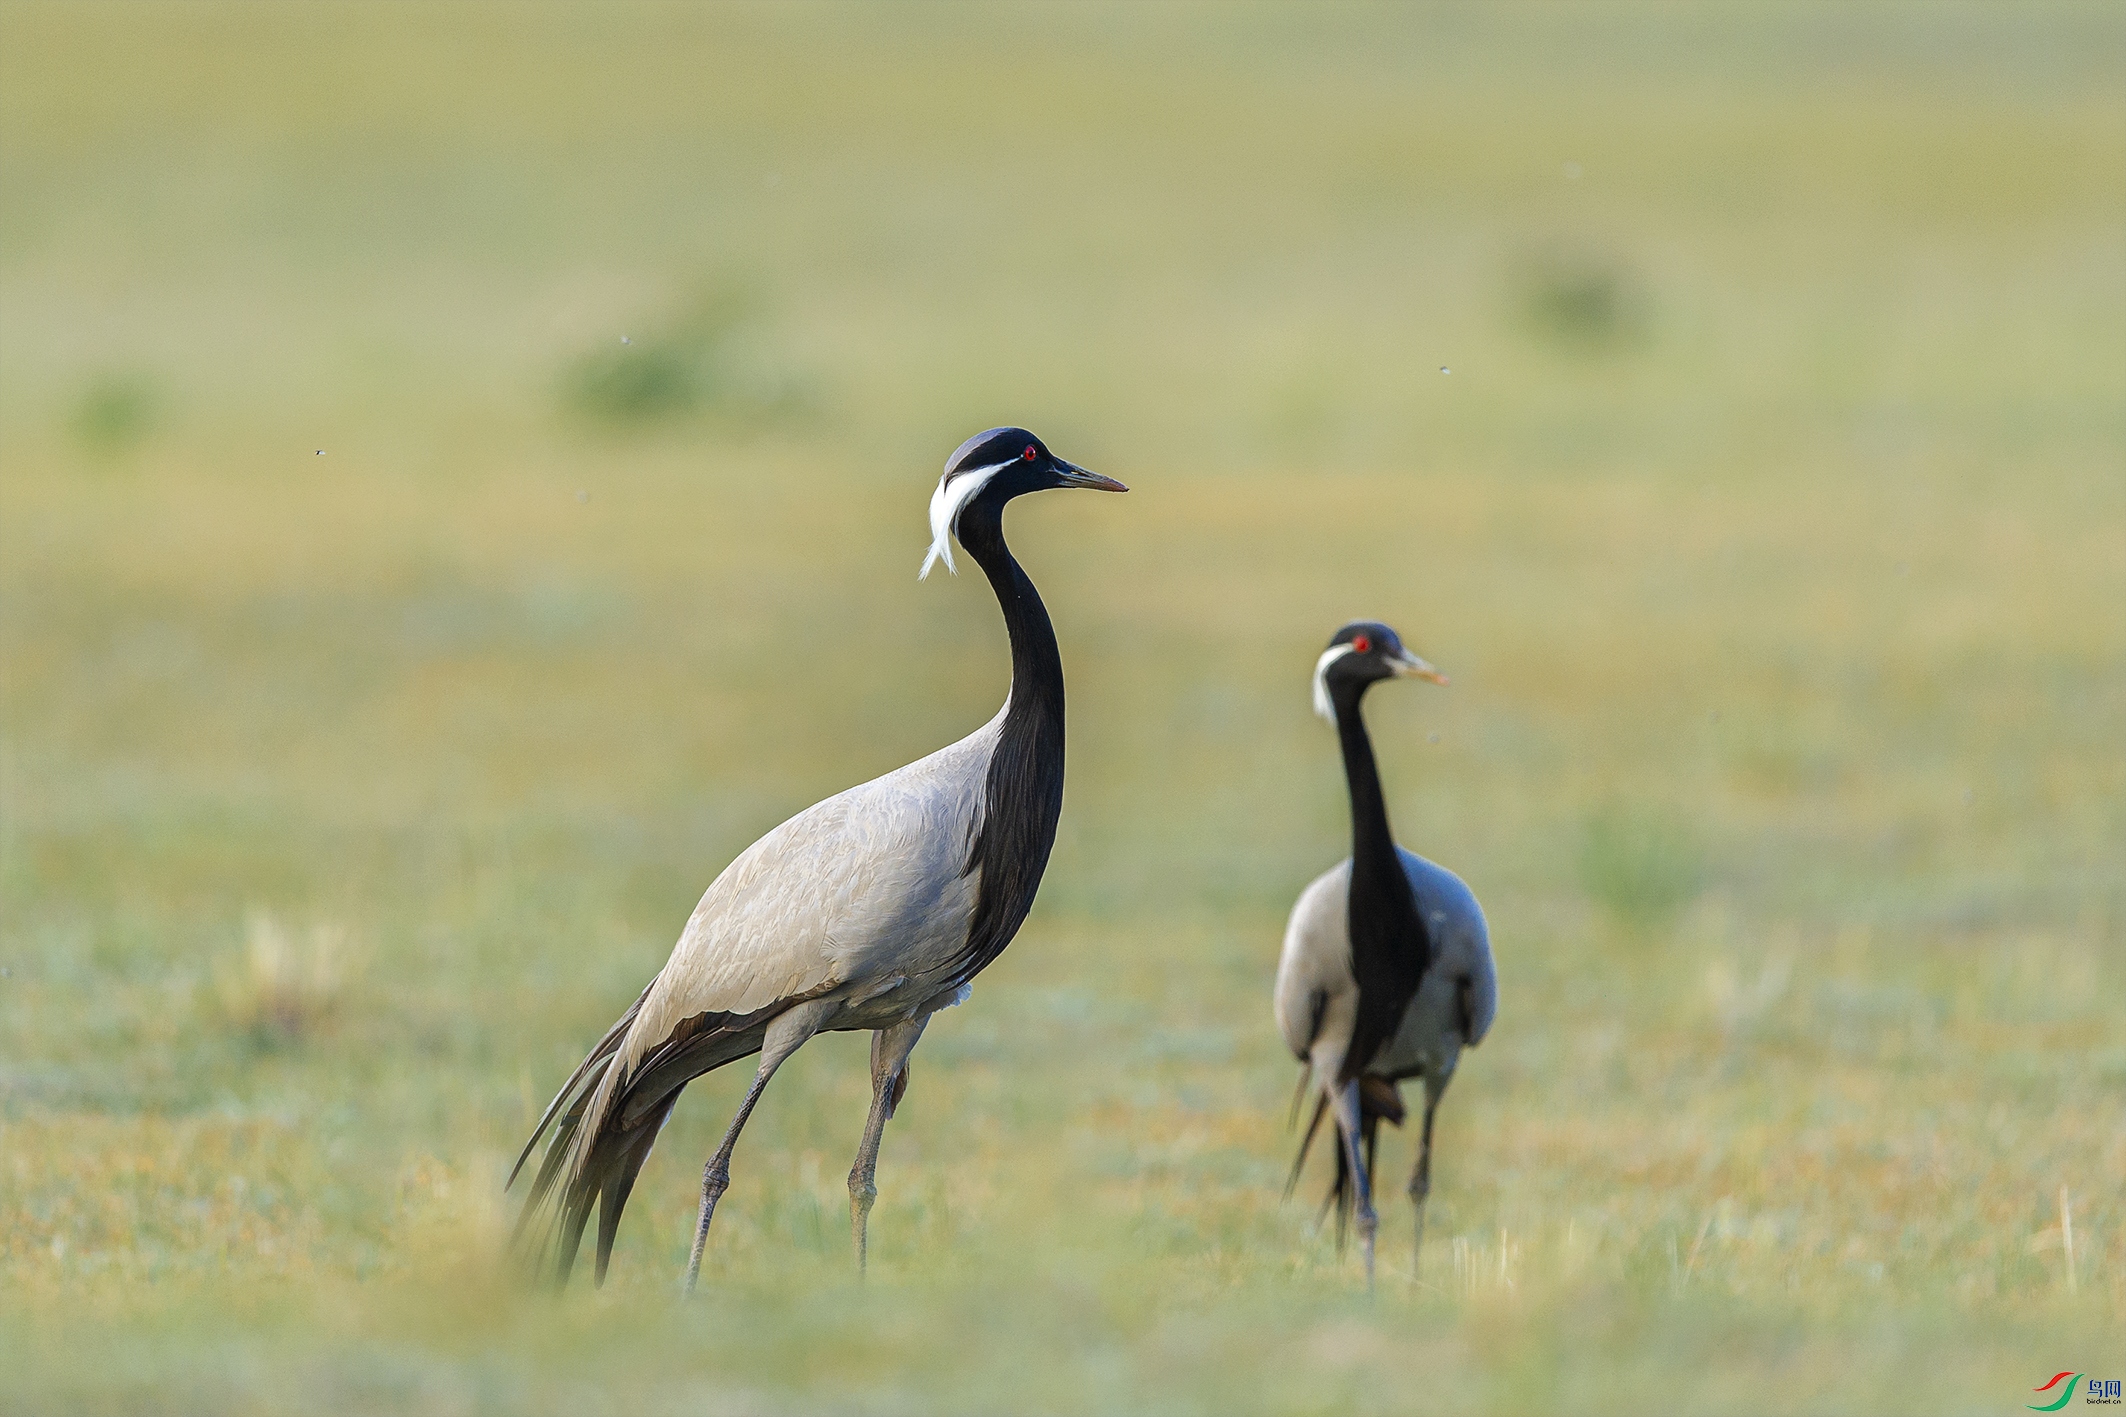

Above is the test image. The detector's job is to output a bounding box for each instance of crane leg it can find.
[1328,1077,1378,1291]
[683,999,830,1297]
[847,1015,929,1277]
[1407,1086,1441,1280]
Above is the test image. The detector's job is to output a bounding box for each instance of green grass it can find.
[2,3,2122,1412]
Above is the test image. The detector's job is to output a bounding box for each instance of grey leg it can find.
[847,1014,929,1276]
[1328,1076,1378,1290]
[1408,1085,1442,1280]
[683,1000,830,1296]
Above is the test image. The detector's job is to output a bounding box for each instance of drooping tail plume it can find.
[510,985,790,1286]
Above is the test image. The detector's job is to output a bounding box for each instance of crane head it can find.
[1312,620,1447,722]
[921,427,1126,578]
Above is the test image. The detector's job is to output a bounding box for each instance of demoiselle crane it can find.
[509,428,1126,1291]
[1274,621,1496,1287]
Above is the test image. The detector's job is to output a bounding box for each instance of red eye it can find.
[1022,445,1037,461]
[1352,635,1371,653]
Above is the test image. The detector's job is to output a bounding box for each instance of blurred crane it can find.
[1274,621,1497,1287]
[510,428,1126,1291]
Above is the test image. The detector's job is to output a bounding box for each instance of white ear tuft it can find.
[919,473,957,579]
[1312,644,1355,723]
[919,460,1009,580]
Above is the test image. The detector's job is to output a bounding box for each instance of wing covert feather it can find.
[619,714,999,1071]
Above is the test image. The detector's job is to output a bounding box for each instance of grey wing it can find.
[1399,848,1497,1045]
[531,713,1001,1196]
[620,714,1001,1075]
[1274,862,1355,1061]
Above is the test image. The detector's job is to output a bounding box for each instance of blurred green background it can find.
[2,3,2122,1413]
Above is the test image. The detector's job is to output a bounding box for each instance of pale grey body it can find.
[1274,848,1497,1087]
[567,707,1005,1158]
[626,706,1002,1077]
[523,707,1007,1287]
[1274,845,1496,1279]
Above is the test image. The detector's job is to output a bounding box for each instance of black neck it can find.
[958,503,1065,737]
[1331,680,1431,1077]
[1333,683,1400,890]
[943,499,1067,985]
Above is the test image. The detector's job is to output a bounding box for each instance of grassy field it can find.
[3,3,2123,1413]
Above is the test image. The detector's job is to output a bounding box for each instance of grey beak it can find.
[1392,649,1449,686]
[1054,459,1128,494]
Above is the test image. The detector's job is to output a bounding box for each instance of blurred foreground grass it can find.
[2,4,2123,1413]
